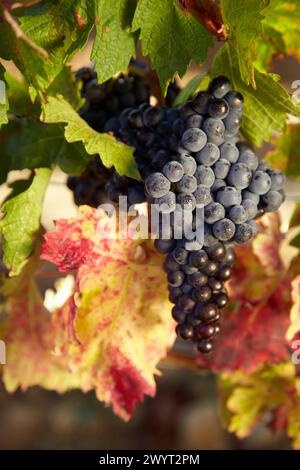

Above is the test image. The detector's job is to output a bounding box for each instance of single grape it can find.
[192,286,212,303]
[172,246,189,264]
[128,109,143,128]
[220,142,239,163]
[145,172,171,197]
[202,118,225,145]
[242,190,260,206]
[249,171,272,195]
[195,142,220,166]
[177,155,197,176]
[197,339,213,354]
[268,170,286,191]
[229,205,248,224]
[191,91,211,114]
[143,106,164,127]
[172,306,186,323]
[207,97,229,119]
[186,114,203,128]
[224,91,244,113]
[194,165,215,187]
[227,163,252,190]
[177,175,198,193]
[241,199,258,220]
[176,323,194,340]
[213,159,230,179]
[154,191,176,213]
[163,254,180,272]
[213,218,235,241]
[209,76,232,98]
[163,161,184,182]
[167,270,185,287]
[194,302,219,322]
[216,186,242,207]
[237,145,258,170]
[224,111,241,135]
[193,185,213,206]
[261,190,283,212]
[177,193,196,211]
[204,202,226,224]
[207,242,226,261]
[177,295,196,313]
[234,223,254,244]
[181,128,207,152]
[214,292,229,308]
[188,272,209,288]
[189,250,209,268]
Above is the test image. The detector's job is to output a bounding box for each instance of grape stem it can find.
[1,1,49,59]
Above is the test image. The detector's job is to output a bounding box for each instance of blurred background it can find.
[0,39,299,450]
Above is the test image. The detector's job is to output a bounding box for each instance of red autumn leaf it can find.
[41,206,175,419]
[197,214,293,373]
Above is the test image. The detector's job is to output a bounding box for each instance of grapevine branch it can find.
[1,1,49,59]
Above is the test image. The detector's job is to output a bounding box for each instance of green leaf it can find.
[0,168,52,276]
[41,96,140,180]
[0,120,91,183]
[0,0,94,92]
[4,72,40,118]
[266,124,300,178]
[174,73,206,106]
[262,0,300,60]
[221,0,269,87]
[92,0,137,83]
[132,0,212,93]
[0,64,9,128]
[212,44,300,146]
[255,25,286,71]
[46,66,83,109]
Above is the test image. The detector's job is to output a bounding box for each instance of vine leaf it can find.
[0,120,91,184]
[0,0,94,92]
[221,0,269,88]
[92,0,137,83]
[132,0,213,93]
[197,214,293,373]
[266,124,300,179]
[41,206,175,419]
[219,363,300,447]
[261,0,300,61]
[41,96,140,180]
[0,168,52,276]
[212,44,300,146]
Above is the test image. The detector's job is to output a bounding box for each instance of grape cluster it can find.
[68,67,181,207]
[112,75,285,353]
[68,67,151,206]
[164,242,235,353]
